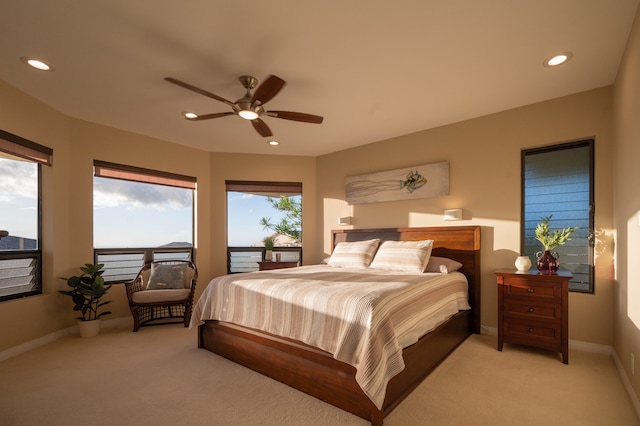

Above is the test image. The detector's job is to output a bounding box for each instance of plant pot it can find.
[536,250,559,273]
[78,319,102,338]
[265,250,273,261]
[515,256,532,272]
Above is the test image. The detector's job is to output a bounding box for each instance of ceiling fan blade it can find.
[186,112,235,121]
[251,118,273,137]
[251,75,286,105]
[164,77,236,108]
[267,110,324,124]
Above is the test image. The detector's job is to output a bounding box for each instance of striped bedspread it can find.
[190,264,470,409]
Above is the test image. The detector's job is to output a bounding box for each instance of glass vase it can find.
[536,250,559,273]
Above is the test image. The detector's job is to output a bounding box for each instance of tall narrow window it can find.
[521,140,594,292]
[226,180,302,273]
[93,161,195,282]
[0,129,52,302]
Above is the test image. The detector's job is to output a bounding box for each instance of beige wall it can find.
[613,6,640,404]
[0,51,627,366]
[0,80,318,352]
[317,86,615,345]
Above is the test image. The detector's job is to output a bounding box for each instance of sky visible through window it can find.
[227,192,299,247]
[0,158,37,241]
[94,176,193,248]
[2,161,295,249]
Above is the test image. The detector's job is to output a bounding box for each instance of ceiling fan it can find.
[164,75,323,137]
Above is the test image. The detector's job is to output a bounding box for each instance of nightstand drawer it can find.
[504,319,561,343]
[503,280,561,301]
[504,300,560,322]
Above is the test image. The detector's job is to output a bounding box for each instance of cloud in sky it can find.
[94,177,192,210]
[0,159,37,201]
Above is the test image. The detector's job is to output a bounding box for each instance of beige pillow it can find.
[425,256,463,273]
[369,240,434,273]
[327,239,380,269]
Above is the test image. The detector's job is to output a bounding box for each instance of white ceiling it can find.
[1,1,638,157]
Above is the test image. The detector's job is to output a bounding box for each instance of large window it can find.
[521,140,594,292]
[0,130,52,302]
[93,161,195,282]
[226,180,302,273]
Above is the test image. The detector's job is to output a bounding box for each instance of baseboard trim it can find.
[0,317,132,363]
[480,325,612,355]
[612,349,640,422]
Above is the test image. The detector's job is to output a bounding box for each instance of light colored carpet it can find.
[0,322,637,426]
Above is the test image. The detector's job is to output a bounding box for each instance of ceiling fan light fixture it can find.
[268,140,279,146]
[238,109,259,120]
[182,112,198,119]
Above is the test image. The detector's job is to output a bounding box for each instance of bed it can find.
[194,226,481,425]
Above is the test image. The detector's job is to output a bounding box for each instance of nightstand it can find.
[495,269,572,364]
[258,261,298,271]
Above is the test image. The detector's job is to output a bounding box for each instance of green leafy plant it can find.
[263,236,275,250]
[535,215,578,250]
[59,263,112,321]
[259,196,302,244]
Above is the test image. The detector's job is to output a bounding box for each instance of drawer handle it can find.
[527,288,534,293]
[528,307,534,313]
[528,327,534,333]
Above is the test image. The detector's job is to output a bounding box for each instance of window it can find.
[93,161,195,282]
[0,129,52,302]
[521,140,594,292]
[226,180,302,273]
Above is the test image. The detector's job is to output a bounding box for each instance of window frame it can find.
[225,180,303,274]
[521,139,595,293]
[0,129,51,302]
[93,160,196,283]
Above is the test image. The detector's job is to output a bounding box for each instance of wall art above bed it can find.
[345,161,449,204]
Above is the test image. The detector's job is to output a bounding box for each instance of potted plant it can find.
[263,236,275,261]
[59,263,112,337]
[534,215,578,272]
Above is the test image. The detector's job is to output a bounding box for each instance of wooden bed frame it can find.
[198,226,481,425]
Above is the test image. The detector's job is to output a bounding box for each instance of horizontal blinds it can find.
[0,129,52,166]
[523,141,593,291]
[94,160,196,190]
[225,180,302,196]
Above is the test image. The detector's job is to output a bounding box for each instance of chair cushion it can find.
[147,263,188,290]
[131,288,191,303]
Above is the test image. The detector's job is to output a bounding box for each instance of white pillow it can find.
[425,256,463,273]
[369,240,434,273]
[327,239,380,269]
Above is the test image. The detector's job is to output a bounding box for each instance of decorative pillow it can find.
[147,263,187,290]
[327,239,380,269]
[425,256,463,273]
[369,240,434,273]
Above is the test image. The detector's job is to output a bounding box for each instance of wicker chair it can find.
[124,260,198,332]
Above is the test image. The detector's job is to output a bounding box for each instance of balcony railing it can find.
[94,247,193,283]
[227,247,302,274]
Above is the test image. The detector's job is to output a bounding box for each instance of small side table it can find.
[258,261,298,271]
[495,269,572,364]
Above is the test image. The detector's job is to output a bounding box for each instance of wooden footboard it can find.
[199,310,471,425]
[197,226,481,425]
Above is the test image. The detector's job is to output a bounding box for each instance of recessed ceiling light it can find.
[20,57,52,71]
[543,52,573,67]
[182,112,198,119]
[268,140,279,146]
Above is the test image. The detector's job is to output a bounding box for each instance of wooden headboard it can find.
[331,226,481,333]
